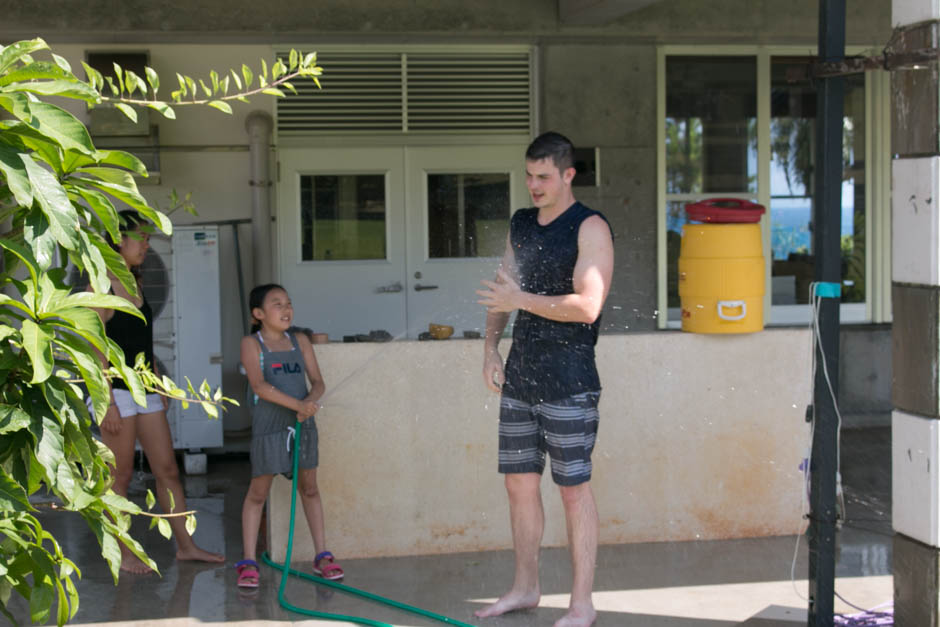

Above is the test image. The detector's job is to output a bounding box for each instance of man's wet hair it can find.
[525,131,575,173]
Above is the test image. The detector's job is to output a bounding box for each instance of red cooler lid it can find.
[685,198,766,223]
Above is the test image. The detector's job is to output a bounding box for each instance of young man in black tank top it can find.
[476,132,614,627]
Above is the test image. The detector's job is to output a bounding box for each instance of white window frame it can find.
[656,45,892,329]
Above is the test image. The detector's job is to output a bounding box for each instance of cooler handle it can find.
[717,300,747,321]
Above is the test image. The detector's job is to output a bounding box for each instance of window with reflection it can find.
[427,173,510,258]
[300,174,387,261]
[665,56,757,308]
[769,57,865,305]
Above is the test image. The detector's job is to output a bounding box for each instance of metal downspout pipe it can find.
[246,111,274,286]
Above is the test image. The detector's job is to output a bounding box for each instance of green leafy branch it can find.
[83,49,322,121]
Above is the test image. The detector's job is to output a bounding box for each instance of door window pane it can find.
[769,57,865,304]
[666,56,758,194]
[427,173,510,258]
[300,174,386,261]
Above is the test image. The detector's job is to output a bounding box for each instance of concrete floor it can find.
[10,427,892,626]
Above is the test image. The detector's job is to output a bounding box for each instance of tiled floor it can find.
[10,427,892,626]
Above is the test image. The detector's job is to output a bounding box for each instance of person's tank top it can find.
[106,295,154,390]
[503,201,611,404]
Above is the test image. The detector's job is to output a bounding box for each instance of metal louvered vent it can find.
[276,50,532,136]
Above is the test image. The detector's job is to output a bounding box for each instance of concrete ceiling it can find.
[558,0,663,25]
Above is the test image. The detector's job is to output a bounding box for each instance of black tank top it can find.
[503,201,612,404]
[106,293,154,390]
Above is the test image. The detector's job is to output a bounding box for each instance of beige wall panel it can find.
[269,329,810,560]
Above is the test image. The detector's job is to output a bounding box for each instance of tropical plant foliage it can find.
[0,38,321,625]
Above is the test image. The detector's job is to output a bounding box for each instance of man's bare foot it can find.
[474,589,540,618]
[120,551,155,575]
[176,545,225,563]
[553,603,596,627]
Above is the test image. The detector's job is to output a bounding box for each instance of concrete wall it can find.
[268,329,812,560]
[0,0,891,45]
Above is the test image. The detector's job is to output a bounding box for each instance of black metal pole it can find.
[807,0,844,625]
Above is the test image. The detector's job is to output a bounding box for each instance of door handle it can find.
[375,281,403,293]
[414,284,439,291]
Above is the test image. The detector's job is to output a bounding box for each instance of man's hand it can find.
[100,405,122,436]
[477,269,522,313]
[483,348,505,393]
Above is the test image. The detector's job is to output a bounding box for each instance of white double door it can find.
[277,144,529,340]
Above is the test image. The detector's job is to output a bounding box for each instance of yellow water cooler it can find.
[679,199,766,334]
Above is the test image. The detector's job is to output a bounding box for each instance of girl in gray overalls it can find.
[234,284,344,588]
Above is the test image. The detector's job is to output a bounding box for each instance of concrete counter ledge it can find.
[268,328,811,560]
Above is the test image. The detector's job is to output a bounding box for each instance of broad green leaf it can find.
[7,95,95,155]
[0,472,32,512]
[262,88,285,98]
[156,517,171,540]
[60,292,143,318]
[21,154,81,250]
[95,149,147,177]
[144,66,159,94]
[210,69,219,93]
[125,70,146,96]
[185,515,197,535]
[75,165,140,191]
[0,227,41,290]
[1,119,67,175]
[72,187,120,242]
[242,64,253,89]
[0,61,70,87]
[35,417,65,486]
[145,489,155,510]
[289,49,298,71]
[61,149,96,174]
[261,58,268,80]
[0,143,33,206]
[112,102,137,123]
[0,404,31,435]
[49,308,108,355]
[24,208,56,270]
[86,232,137,295]
[62,414,95,470]
[230,68,242,90]
[0,38,48,75]
[81,62,103,91]
[29,566,54,624]
[51,53,71,73]
[112,63,123,93]
[55,461,77,504]
[55,334,110,422]
[145,101,175,120]
[20,319,54,383]
[73,178,172,234]
[1,79,98,101]
[207,100,232,114]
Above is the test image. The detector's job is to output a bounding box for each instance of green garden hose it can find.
[260,421,475,627]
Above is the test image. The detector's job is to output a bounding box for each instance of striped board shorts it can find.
[497,391,600,486]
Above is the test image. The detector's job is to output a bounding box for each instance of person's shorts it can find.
[497,391,600,486]
[109,389,164,418]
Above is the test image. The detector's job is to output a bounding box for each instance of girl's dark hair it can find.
[111,210,150,278]
[249,283,287,334]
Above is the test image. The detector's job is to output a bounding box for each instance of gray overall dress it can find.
[250,331,319,477]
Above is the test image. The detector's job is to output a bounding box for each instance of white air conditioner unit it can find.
[70,226,223,451]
